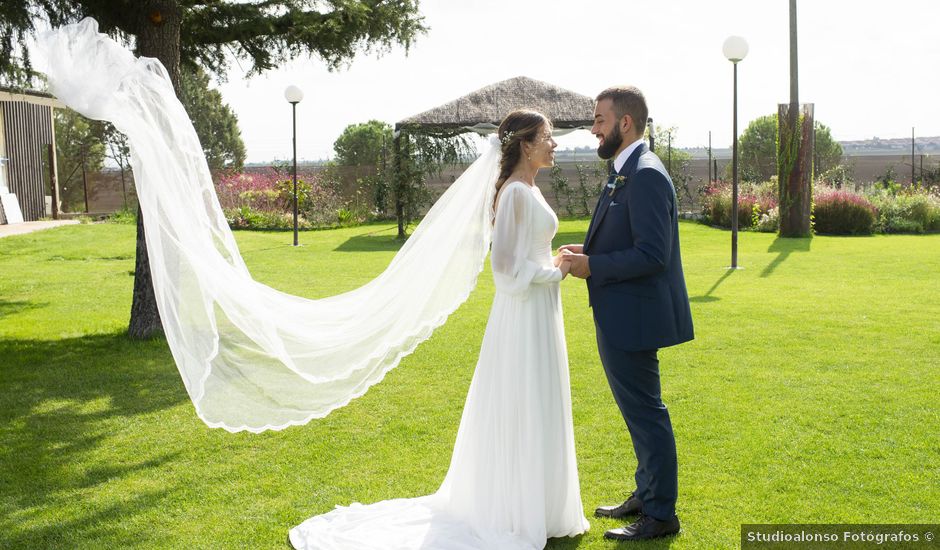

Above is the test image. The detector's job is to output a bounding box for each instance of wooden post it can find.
[392,131,405,239]
[81,143,89,213]
[708,131,712,182]
[47,144,59,220]
[667,131,672,175]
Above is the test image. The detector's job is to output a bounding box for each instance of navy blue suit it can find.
[583,142,693,520]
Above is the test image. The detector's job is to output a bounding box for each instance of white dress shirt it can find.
[613,137,646,173]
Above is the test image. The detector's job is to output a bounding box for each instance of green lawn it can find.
[1,221,938,549]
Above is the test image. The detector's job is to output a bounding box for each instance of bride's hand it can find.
[553,249,575,267]
[559,259,570,279]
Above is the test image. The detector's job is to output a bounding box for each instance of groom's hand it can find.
[558,244,583,255]
[562,254,591,279]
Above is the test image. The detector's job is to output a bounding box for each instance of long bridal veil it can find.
[38,19,498,433]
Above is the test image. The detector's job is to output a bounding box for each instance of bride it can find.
[37,19,588,550]
[288,110,590,549]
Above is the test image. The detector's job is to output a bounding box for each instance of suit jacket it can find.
[583,143,694,352]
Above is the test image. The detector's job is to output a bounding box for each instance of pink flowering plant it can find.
[813,187,877,235]
[702,179,778,232]
[214,167,352,229]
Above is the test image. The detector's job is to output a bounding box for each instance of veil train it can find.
[38,18,499,433]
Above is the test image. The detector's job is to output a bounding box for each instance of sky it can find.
[214,0,940,163]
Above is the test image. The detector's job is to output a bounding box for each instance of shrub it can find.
[215,168,285,210]
[818,164,852,189]
[214,168,352,229]
[869,191,932,234]
[224,206,313,231]
[813,189,876,235]
[927,194,940,232]
[702,180,777,230]
[106,207,137,225]
[755,206,779,233]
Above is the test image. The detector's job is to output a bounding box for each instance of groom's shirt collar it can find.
[613,137,646,173]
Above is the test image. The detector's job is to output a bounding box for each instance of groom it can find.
[560,85,694,541]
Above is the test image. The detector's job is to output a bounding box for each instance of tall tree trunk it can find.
[127,1,181,339]
[778,0,813,238]
[777,103,814,237]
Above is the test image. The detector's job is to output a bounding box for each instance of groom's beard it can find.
[597,125,623,160]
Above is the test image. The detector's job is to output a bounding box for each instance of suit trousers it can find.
[595,320,678,520]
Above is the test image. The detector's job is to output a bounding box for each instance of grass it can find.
[1,221,938,549]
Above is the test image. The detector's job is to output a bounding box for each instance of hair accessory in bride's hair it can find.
[500,130,515,146]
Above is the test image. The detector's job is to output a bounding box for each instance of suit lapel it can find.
[583,183,610,249]
[584,143,648,250]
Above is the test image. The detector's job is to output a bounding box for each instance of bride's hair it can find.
[494,109,551,210]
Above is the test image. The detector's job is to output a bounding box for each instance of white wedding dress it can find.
[289,182,589,549]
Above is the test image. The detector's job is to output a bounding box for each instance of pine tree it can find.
[1,1,427,338]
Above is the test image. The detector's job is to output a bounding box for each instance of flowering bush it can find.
[928,194,940,232]
[215,168,290,211]
[214,168,362,229]
[702,180,777,231]
[868,190,934,234]
[702,177,939,235]
[224,205,312,230]
[755,206,779,233]
[813,188,877,235]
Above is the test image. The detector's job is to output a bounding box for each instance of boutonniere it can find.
[606,175,626,197]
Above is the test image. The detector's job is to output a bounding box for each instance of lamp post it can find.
[723,35,748,269]
[284,85,304,246]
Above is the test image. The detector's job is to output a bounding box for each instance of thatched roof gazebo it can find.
[395,76,595,136]
[390,76,596,237]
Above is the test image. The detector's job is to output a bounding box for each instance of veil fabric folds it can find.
[38,19,499,433]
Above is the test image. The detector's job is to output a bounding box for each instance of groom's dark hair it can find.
[596,86,648,135]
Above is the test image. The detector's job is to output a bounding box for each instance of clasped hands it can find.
[553,244,591,279]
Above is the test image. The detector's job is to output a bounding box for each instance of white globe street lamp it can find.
[284,85,304,246]
[723,36,748,269]
[722,36,749,63]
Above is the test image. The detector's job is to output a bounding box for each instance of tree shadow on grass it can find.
[0,332,186,548]
[0,487,175,549]
[0,298,49,318]
[761,237,812,278]
[335,227,405,252]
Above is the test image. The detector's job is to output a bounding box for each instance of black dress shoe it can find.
[604,513,680,541]
[594,492,643,519]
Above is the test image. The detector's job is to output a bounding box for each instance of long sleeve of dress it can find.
[491,183,562,296]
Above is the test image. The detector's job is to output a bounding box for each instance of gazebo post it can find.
[392,129,405,239]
